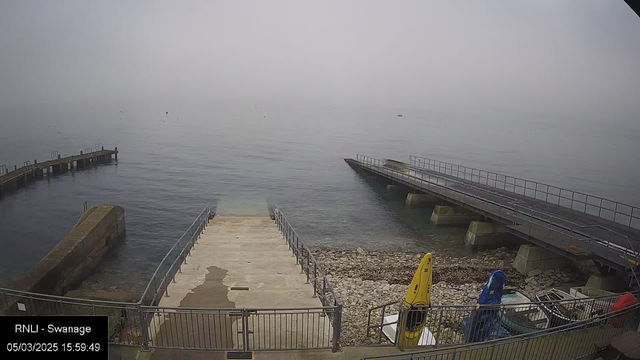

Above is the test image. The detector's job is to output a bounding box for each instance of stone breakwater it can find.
[312,247,587,346]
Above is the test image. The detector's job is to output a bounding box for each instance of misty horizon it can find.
[1,1,639,127]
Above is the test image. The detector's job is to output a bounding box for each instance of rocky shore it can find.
[312,247,587,346]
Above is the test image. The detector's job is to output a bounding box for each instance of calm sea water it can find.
[1,102,639,292]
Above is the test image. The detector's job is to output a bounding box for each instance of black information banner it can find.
[1,316,108,359]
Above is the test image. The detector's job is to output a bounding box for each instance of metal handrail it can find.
[366,289,640,342]
[354,155,639,269]
[409,155,640,229]
[368,289,640,314]
[273,205,341,306]
[139,204,211,306]
[0,286,138,307]
[364,301,640,359]
[273,205,343,351]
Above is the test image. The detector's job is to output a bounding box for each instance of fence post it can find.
[396,307,406,352]
[305,251,310,283]
[242,309,250,352]
[332,304,342,352]
[138,304,150,351]
[322,277,327,305]
[312,263,317,297]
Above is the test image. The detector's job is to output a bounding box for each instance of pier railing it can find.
[354,155,640,271]
[363,302,640,360]
[367,290,639,349]
[273,205,343,350]
[409,155,640,229]
[139,204,212,306]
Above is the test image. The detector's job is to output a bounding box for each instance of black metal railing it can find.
[0,287,145,345]
[409,155,640,229]
[0,287,340,351]
[366,290,639,349]
[363,302,640,360]
[139,204,212,306]
[273,205,343,351]
[142,305,338,351]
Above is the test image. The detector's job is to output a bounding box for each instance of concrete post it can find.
[430,205,483,225]
[405,193,438,205]
[464,221,509,247]
[513,245,570,275]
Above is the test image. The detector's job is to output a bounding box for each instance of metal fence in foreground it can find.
[0,287,145,345]
[142,305,337,351]
[367,290,640,349]
[364,303,640,360]
[0,287,340,351]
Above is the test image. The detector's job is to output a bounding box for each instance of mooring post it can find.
[115,147,118,161]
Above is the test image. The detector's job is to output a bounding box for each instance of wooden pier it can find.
[0,147,118,198]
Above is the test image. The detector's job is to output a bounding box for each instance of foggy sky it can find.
[1,1,639,122]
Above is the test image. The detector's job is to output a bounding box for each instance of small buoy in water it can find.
[166,111,168,114]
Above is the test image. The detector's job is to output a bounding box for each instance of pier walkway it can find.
[0,147,118,197]
[346,155,640,278]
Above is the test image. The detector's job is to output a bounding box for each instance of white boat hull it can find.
[381,314,436,346]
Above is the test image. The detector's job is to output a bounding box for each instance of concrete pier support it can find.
[513,244,570,275]
[430,205,482,225]
[464,221,509,246]
[405,193,439,205]
[585,274,626,293]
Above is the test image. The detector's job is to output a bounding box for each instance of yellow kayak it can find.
[400,252,432,346]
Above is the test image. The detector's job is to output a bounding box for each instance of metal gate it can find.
[142,306,339,351]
